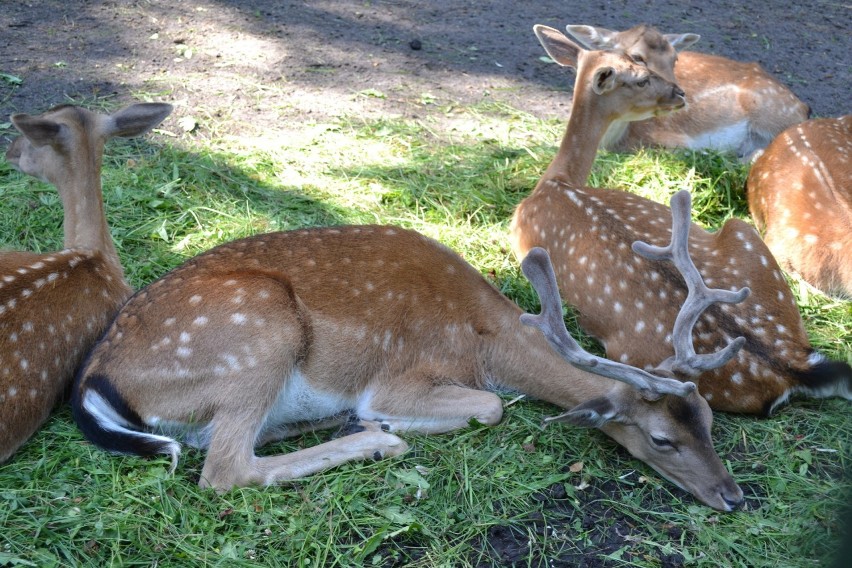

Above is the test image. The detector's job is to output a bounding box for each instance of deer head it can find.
[520,191,745,509]
[563,22,809,160]
[564,23,699,83]
[530,25,685,189]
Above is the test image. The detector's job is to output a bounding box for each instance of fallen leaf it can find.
[178,116,198,133]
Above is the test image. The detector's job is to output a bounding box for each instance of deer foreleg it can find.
[358,377,504,434]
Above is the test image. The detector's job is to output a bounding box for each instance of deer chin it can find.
[648,461,743,512]
[654,99,687,117]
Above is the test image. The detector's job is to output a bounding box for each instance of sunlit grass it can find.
[0,100,849,567]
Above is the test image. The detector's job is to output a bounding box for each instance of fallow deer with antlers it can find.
[563,23,810,161]
[72,189,747,510]
[747,115,852,299]
[511,26,851,415]
[1,102,172,462]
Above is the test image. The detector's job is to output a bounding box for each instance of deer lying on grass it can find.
[72,210,745,510]
[511,27,852,415]
[747,115,852,299]
[1,102,172,462]
[563,23,810,161]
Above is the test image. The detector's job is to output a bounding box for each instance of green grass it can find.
[1,101,850,567]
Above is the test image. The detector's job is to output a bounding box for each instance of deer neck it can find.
[539,88,612,189]
[58,150,123,277]
[488,316,614,408]
[600,118,630,150]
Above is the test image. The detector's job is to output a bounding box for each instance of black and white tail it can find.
[71,374,181,470]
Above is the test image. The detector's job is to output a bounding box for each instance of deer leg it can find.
[199,409,407,491]
[358,372,505,434]
[255,414,351,446]
[133,268,400,489]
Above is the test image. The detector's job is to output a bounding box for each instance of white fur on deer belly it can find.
[688,121,749,152]
[263,369,354,427]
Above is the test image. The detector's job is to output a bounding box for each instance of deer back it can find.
[515,183,850,414]
[83,227,516,412]
[747,115,852,299]
[0,250,130,461]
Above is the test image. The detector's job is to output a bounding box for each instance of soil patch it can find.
[1,0,849,138]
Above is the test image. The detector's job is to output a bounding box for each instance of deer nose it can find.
[674,85,686,100]
[723,493,744,511]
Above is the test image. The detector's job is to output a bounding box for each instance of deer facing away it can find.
[564,23,810,161]
[510,26,851,415]
[72,195,745,511]
[1,103,172,463]
[747,115,852,300]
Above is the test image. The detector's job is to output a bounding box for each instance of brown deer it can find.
[747,115,852,299]
[511,27,851,416]
[563,24,810,161]
[72,194,746,510]
[1,102,172,462]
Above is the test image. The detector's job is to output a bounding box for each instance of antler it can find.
[631,190,750,377]
[520,247,696,400]
[520,190,751,404]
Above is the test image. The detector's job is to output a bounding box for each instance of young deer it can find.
[564,24,810,161]
[72,206,745,511]
[1,102,172,462]
[747,115,852,299]
[511,27,851,415]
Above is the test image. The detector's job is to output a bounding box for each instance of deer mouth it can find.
[654,98,687,117]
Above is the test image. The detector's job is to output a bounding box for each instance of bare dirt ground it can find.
[1,1,849,565]
[1,0,849,136]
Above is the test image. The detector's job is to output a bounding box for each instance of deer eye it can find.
[631,54,646,65]
[637,78,650,88]
[650,435,673,448]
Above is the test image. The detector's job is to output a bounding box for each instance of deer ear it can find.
[10,114,64,147]
[543,396,619,428]
[592,68,617,95]
[664,33,700,51]
[564,24,617,50]
[534,25,582,68]
[106,103,173,139]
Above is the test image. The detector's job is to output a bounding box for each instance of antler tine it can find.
[632,190,751,377]
[520,247,696,399]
